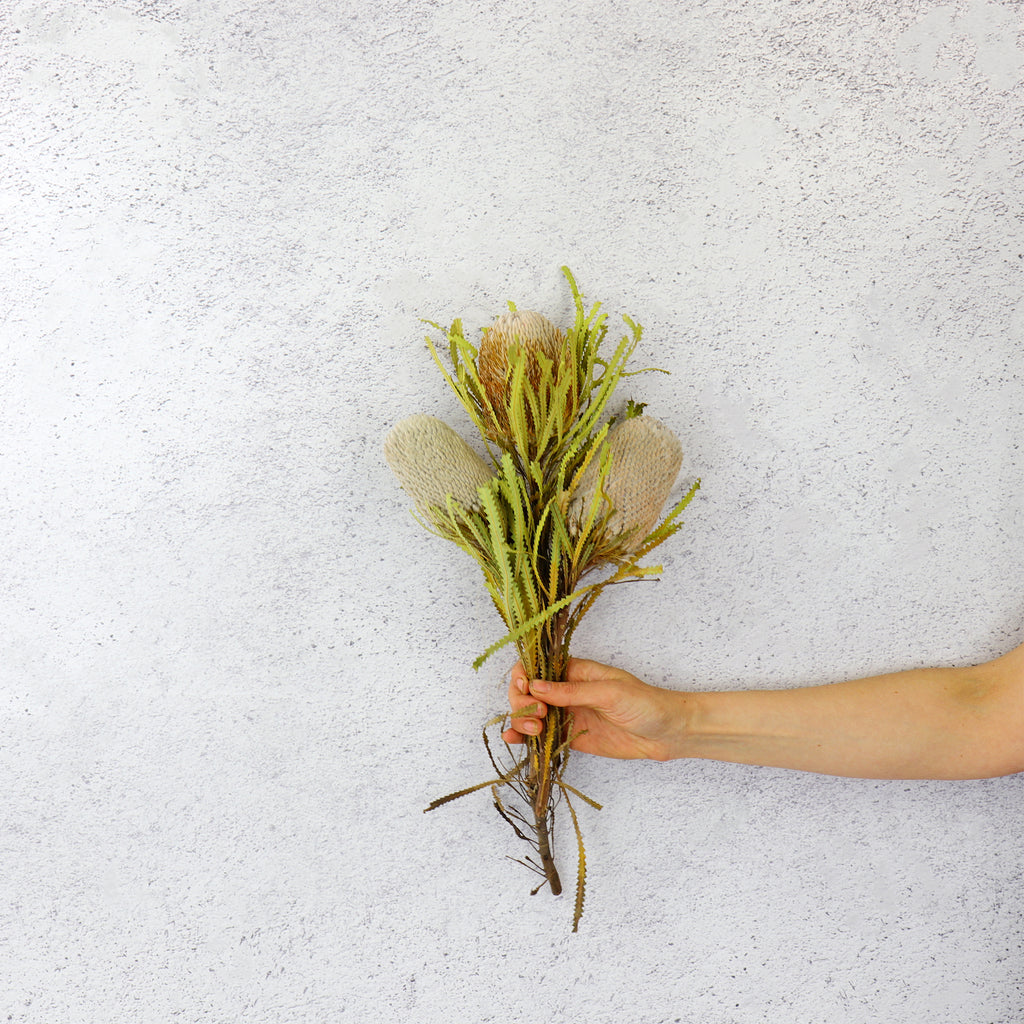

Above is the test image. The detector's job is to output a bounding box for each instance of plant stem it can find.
[530,612,569,896]
[519,595,572,895]
[534,797,562,895]
[530,705,564,896]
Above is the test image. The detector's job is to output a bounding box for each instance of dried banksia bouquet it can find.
[385,267,699,930]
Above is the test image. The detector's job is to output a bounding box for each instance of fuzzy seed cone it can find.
[384,414,494,515]
[477,310,565,416]
[569,416,684,550]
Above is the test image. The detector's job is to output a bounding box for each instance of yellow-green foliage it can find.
[420,268,698,681]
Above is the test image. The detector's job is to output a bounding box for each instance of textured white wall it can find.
[2,0,1023,1021]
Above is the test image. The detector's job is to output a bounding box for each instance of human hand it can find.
[501,657,688,762]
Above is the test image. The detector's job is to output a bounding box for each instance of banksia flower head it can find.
[384,414,494,517]
[569,415,684,552]
[477,310,566,437]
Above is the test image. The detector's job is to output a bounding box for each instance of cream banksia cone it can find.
[384,414,494,516]
[569,415,684,551]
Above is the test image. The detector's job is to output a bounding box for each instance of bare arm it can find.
[504,642,1024,779]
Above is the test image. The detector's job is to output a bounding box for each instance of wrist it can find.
[651,688,701,761]
[658,689,761,763]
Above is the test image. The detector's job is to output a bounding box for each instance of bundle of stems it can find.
[385,267,699,930]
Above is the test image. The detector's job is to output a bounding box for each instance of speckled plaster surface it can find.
[2,1,1023,1021]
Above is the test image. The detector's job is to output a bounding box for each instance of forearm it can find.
[669,652,1024,779]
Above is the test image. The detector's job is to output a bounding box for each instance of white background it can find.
[2,1,1023,1021]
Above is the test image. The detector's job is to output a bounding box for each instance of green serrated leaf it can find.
[472,583,595,671]
[559,781,603,811]
[561,786,588,932]
[424,772,516,812]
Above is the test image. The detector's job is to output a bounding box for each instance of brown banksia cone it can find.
[569,415,684,551]
[384,414,494,515]
[477,310,566,431]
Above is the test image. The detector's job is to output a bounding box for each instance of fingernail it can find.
[531,680,550,693]
[515,676,528,695]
